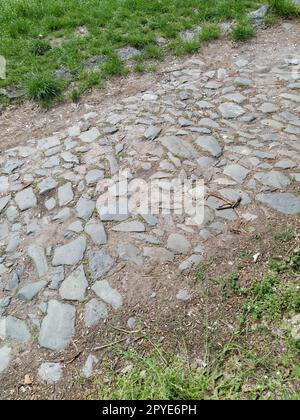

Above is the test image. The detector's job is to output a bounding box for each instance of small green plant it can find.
[101,56,127,77]
[170,38,200,56]
[144,44,164,59]
[273,229,295,243]
[70,88,80,102]
[24,72,63,107]
[30,39,51,56]
[231,20,255,42]
[90,348,211,400]
[200,24,221,42]
[269,249,300,273]
[269,0,300,17]
[133,62,145,73]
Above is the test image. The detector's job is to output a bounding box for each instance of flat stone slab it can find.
[167,234,190,254]
[195,135,222,157]
[79,127,100,143]
[38,177,58,194]
[52,236,87,266]
[28,245,48,278]
[58,182,74,206]
[84,298,108,327]
[160,136,198,159]
[59,265,88,301]
[219,102,246,118]
[84,221,107,245]
[88,250,115,279]
[224,164,249,183]
[0,316,31,343]
[15,188,37,211]
[38,300,75,351]
[75,197,95,221]
[92,280,123,310]
[143,247,174,263]
[38,363,63,384]
[0,346,11,373]
[256,193,300,214]
[254,171,290,189]
[112,221,145,232]
[17,280,46,301]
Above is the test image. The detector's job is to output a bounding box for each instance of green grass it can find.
[1,1,299,105]
[24,72,63,107]
[0,0,269,105]
[231,19,256,41]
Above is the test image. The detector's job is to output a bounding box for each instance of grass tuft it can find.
[30,39,52,56]
[231,19,255,42]
[24,72,63,107]
[269,0,300,17]
[200,23,221,42]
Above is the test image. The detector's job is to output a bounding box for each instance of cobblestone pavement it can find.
[0,21,300,395]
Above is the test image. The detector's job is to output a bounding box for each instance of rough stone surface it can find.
[38,363,63,384]
[39,300,75,351]
[52,236,87,266]
[0,346,11,373]
[59,265,88,301]
[85,298,108,327]
[92,280,123,310]
[0,316,31,343]
[88,250,115,279]
[15,188,37,210]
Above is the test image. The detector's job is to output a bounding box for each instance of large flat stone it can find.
[52,236,87,266]
[256,193,300,214]
[92,280,123,310]
[59,265,88,301]
[15,188,37,211]
[38,300,75,351]
[88,250,115,279]
[0,316,31,343]
[160,136,198,159]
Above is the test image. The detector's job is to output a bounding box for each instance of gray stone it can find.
[38,300,75,351]
[52,236,87,266]
[88,250,115,279]
[49,266,65,290]
[37,136,60,150]
[84,298,108,327]
[117,46,141,61]
[53,207,71,221]
[259,102,278,113]
[160,136,198,159]
[0,222,8,241]
[6,232,20,253]
[176,290,191,301]
[275,159,296,169]
[92,280,123,310]
[1,159,24,174]
[58,182,74,206]
[179,254,203,271]
[196,135,223,157]
[17,280,46,301]
[117,243,143,265]
[107,155,119,175]
[38,177,58,194]
[59,265,88,301]
[256,193,300,214]
[79,127,100,143]
[0,196,10,213]
[38,363,63,384]
[61,152,79,164]
[219,102,245,119]
[0,316,31,343]
[28,245,48,278]
[144,126,162,141]
[81,354,98,378]
[133,233,160,245]
[224,164,249,183]
[248,5,269,21]
[45,198,56,211]
[75,197,95,221]
[6,205,19,222]
[5,267,24,291]
[85,221,107,245]
[85,169,104,185]
[143,247,174,263]
[15,187,37,210]
[290,314,300,340]
[167,234,190,254]
[0,346,11,373]
[254,171,290,189]
[112,220,145,232]
[68,220,83,233]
